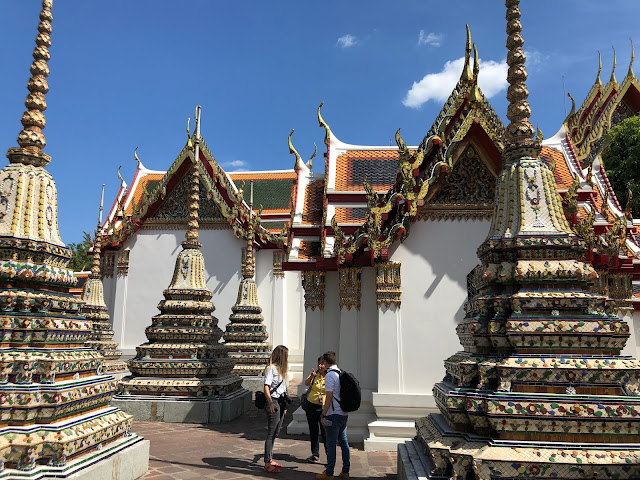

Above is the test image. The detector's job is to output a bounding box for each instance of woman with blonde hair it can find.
[263,345,290,473]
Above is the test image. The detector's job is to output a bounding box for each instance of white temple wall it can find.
[356,266,379,391]
[624,311,640,358]
[388,219,490,400]
[284,270,305,374]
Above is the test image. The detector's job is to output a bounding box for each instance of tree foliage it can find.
[601,115,640,218]
[67,231,93,272]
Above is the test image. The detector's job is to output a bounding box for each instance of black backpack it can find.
[331,368,361,413]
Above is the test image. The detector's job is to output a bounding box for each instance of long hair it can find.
[268,345,289,378]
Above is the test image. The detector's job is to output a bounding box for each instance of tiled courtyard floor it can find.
[135,398,397,480]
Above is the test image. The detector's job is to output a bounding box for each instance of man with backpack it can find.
[317,351,351,479]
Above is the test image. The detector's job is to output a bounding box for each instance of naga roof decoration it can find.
[102,117,288,250]
[565,39,640,168]
[332,26,504,265]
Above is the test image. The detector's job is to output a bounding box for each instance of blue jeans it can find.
[324,414,349,476]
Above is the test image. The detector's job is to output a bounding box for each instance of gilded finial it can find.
[586,160,593,186]
[503,0,536,152]
[461,24,473,83]
[628,38,635,79]
[307,142,317,170]
[288,128,303,173]
[318,101,330,148]
[596,51,602,86]
[625,187,634,221]
[134,147,141,168]
[610,46,617,84]
[469,43,482,103]
[117,165,125,186]
[186,117,193,149]
[6,0,55,167]
[567,93,576,119]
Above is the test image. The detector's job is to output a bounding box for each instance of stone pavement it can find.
[136,397,396,480]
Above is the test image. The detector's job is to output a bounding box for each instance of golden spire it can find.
[567,92,576,118]
[186,117,193,149]
[185,106,202,246]
[242,181,256,279]
[307,143,317,170]
[6,0,54,167]
[117,165,125,185]
[610,46,617,84]
[504,0,537,154]
[596,51,602,86]
[461,24,473,84]
[469,43,482,103]
[288,128,303,173]
[134,147,141,168]
[628,38,635,79]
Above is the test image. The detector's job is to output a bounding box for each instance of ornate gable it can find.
[146,168,227,227]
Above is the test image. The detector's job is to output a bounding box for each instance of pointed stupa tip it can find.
[504,0,536,150]
[610,46,618,84]
[6,0,54,167]
[596,51,603,85]
[461,24,473,83]
[629,38,636,79]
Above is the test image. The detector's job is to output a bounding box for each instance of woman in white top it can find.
[263,345,289,474]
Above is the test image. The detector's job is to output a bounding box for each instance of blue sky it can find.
[1,1,639,244]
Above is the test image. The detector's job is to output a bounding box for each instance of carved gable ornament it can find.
[421,145,496,220]
[147,170,226,227]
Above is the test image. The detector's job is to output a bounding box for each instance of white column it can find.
[338,267,361,377]
[270,251,286,347]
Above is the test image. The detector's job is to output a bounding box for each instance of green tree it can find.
[601,115,640,217]
[67,231,93,272]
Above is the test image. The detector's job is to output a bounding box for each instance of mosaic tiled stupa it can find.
[80,209,127,376]
[223,185,271,376]
[0,1,147,477]
[416,1,640,479]
[118,117,249,421]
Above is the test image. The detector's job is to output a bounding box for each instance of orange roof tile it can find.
[544,146,574,190]
[335,150,399,191]
[298,241,322,260]
[302,179,324,225]
[124,174,164,215]
[334,207,366,224]
[229,172,297,181]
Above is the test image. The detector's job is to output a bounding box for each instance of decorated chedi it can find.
[223,182,272,377]
[0,1,148,477]
[117,108,250,422]
[80,186,127,376]
[416,1,640,479]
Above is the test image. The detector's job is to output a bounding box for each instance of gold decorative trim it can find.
[101,252,115,278]
[339,267,361,311]
[272,251,285,278]
[375,262,401,309]
[116,249,130,276]
[302,271,325,311]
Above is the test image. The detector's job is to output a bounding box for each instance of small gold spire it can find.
[184,168,200,245]
[610,46,617,84]
[134,146,141,168]
[567,93,576,118]
[186,117,193,149]
[288,128,303,173]
[6,0,54,167]
[469,43,482,103]
[461,24,473,84]
[307,142,317,170]
[596,51,602,85]
[117,165,125,185]
[536,125,543,143]
[628,38,635,79]
[317,101,330,148]
[625,187,633,221]
[586,160,593,186]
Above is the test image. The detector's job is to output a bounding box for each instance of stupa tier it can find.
[417,1,640,479]
[0,1,145,477]
[223,188,271,376]
[120,165,243,397]
[80,225,126,375]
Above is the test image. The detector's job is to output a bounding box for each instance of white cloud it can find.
[418,30,442,47]
[403,57,508,108]
[336,34,358,48]
[223,160,249,171]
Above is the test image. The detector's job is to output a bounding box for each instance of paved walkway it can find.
[136,398,396,480]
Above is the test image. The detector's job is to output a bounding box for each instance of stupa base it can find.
[405,413,640,480]
[240,375,266,395]
[111,388,251,424]
[0,433,149,480]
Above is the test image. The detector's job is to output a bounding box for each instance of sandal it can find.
[306,455,320,463]
[264,464,281,473]
[270,460,283,467]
